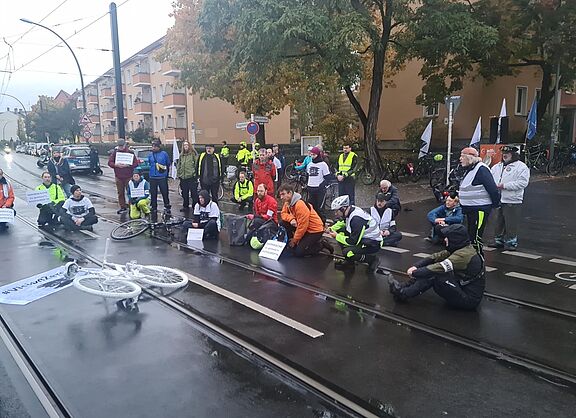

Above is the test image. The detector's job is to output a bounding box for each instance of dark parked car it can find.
[61,146,92,173]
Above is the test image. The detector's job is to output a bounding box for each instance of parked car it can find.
[131,146,152,178]
[15,144,27,153]
[61,145,92,173]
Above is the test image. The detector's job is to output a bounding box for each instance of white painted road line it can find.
[485,266,498,272]
[570,285,576,290]
[505,272,554,285]
[401,232,420,238]
[550,258,576,267]
[381,246,410,253]
[79,230,100,238]
[185,273,324,338]
[483,246,496,252]
[502,251,542,260]
[413,253,431,258]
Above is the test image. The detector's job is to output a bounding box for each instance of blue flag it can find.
[526,99,537,141]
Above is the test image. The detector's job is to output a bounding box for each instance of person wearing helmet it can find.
[220,141,230,170]
[490,145,530,250]
[252,142,261,161]
[328,195,382,271]
[371,192,403,247]
[426,192,463,244]
[126,169,151,219]
[189,189,221,239]
[236,141,252,169]
[388,224,485,310]
[458,147,500,253]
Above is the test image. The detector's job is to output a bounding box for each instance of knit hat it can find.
[310,146,321,156]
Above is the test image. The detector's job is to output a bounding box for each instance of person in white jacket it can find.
[490,145,530,250]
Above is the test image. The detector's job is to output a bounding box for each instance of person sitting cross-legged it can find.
[189,190,221,240]
[60,185,98,231]
[370,192,403,247]
[231,170,254,210]
[426,193,463,245]
[36,171,66,228]
[246,183,278,248]
[126,169,151,219]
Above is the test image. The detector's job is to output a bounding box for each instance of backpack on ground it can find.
[227,214,248,246]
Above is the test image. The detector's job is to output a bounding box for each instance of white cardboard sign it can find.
[259,240,286,261]
[187,228,204,242]
[0,208,15,223]
[130,188,146,198]
[26,190,51,205]
[115,152,134,165]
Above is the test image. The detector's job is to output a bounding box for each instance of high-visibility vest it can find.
[338,152,357,175]
[459,162,492,207]
[220,146,230,158]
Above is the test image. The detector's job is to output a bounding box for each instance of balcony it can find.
[161,62,181,77]
[112,84,126,96]
[101,106,114,121]
[87,94,98,104]
[101,87,113,98]
[164,128,187,140]
[163,93,186,109]
[132,72,151,87]
[103,128,116,142]
[134,101,153,115]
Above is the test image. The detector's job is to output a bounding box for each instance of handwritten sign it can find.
[26,190,51,205]
[130,188,146,198]
[0,208,15,223]
[115,152,134,166]
[259,240,286,261]
[187,228,204,242]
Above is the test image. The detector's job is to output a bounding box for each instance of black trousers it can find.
[338,176,355,205]
[465,209,490,253]
[200,181,220,204]
[341,242,379,263]
[180,177,198,209]
[61,214,98,230]
[150,177,170,211]
[306,186,326,221]
[282,221,323,257]
[382,230,403,246]
[37,202,63,226]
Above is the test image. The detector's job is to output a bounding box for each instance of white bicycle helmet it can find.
[331,195,350,210]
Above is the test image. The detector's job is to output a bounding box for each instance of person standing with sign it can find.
[336,143,358,205]
[0,169,15,231]
[36,172,66,228]
[108,139,138,215]
[148,140,172,215]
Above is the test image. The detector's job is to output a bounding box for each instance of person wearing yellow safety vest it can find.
[36,171,66,228]
[231,170,254,210]
[236,141,252,169]
[336,143,358,205]
[197,144,223,203]
[220,140,230,169]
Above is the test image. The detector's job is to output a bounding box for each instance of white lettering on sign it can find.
[115,152,134,166]
[26,190,51,205]
[259,240,286,261]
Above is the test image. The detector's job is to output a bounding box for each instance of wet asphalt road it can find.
[1,152,576,417]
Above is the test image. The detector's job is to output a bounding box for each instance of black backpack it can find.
[227,214,248,246]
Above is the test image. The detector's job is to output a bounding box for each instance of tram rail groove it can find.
[7,163,576,390]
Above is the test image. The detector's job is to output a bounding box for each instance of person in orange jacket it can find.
[0,169,15,231]
[252,148,276,197]
[278,183,333,257]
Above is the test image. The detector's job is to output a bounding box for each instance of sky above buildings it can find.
[0,0,174,111]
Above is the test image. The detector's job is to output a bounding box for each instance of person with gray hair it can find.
[376,179,401,217]
[458,147,500,253]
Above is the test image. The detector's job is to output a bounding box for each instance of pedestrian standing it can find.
[490,145,530,250]
[273,144,285,184]
[176,141,198,212]
[458,147,500,253]
[336,143,358,205]
[47,149,75,198]
[148,140,172,214]
[108,138,138,214]
[305,146,331,220]
[220,141,230,171]
[252,148,276,197]
[197,144,222,203]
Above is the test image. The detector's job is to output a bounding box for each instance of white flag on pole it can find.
[470,116,482,147]
[170,140,180,179]
[418,120,433,159]
[496,98,507,144]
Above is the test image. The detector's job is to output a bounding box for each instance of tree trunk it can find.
[537,65,554,126]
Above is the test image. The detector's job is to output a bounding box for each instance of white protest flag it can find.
[418,120,433,159]
[170,140,180,180]
[496,98,507,144]
[470,116,482,147]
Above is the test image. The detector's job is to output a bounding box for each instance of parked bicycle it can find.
[524,143,548,172]
[355,155,377,185]
[546,143,576,176]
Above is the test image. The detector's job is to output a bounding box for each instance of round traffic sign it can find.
[82,130,92,140]
[246,122,259,135]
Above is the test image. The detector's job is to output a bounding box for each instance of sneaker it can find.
[117,208,127,214]
[388,277,408,302]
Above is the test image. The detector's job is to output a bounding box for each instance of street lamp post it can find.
[0,93,28,116]
[19,18,87,116]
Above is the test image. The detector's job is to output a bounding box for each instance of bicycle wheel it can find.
[110,219,150,240]
[133,265,189,289]
[429,168,446,189]
[360,165,376,185]
[546,156,564,176]
[323,184,338,211]
[74,275,141,299]
[218,184,224,200]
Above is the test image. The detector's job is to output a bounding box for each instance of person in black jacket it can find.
[376,180,401,217]
[389,224,485,310]
[47,149,75,197]
[197,144,222,203]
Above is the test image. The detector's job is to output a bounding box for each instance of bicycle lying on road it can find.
[110,211,185,240]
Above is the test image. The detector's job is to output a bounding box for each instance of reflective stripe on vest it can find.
[338,152,357,173]
[347,206,382,242]
[459,162,492,206]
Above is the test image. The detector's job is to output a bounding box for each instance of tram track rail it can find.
[5,157,576,392]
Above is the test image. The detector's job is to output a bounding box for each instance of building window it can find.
[423,103,439,118]
[126,69,132,85]
[159,84,164,102]
[130,121,134,131]
[160,116,165,131]
[515,86,528,116]
[152,87,157,104]
[535,88,542,104]
[128,95,133,110]
[154,116,158,132]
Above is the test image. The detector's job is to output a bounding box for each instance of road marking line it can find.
[483,246,496,252]
[186,273,324,338]
[570,285,576,290]
[502,251,542,259]
[505,272,554,284]
[413,253,431,258]
[401,232,420,238]
[550,258,576,267]
[381,246,410,253]
[79,230,100,238]
[485,266,498,272]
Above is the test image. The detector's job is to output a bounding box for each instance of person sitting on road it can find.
[426,193,463,244]
[371,192,403,247]
[246,183,279,249]
[231,170,254,210]
[376,180,401,218]
[190,189,221,240]
[328,195,382,271]
[279,183,333,257]
[0,169,15,231]
[388,224,485,310]
[60,185,98,232]
[47,149,75,198]
[126,169,151,220]
[252,148,276,197]
[36,171,66,228]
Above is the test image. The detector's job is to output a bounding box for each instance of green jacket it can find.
[234,179,253,201]
[36,183,66,205]
[176,153,197,179]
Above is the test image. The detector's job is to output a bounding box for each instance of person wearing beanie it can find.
[108,138,138,215]
[389,224,485,310]
[189,189,221,239]
[60,185,98,231]
[305,146,331,221]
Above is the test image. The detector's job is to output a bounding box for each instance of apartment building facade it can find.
[79,37,291,145]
